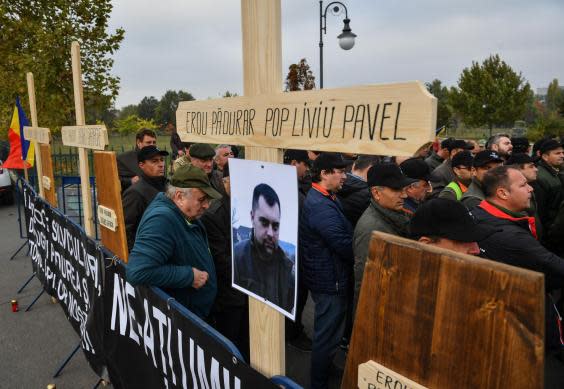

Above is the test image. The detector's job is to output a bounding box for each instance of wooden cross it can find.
[175,0,437,378]
[62,42,128,262]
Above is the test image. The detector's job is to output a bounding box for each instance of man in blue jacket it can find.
[300,152,352,389]
[126,163,222,320]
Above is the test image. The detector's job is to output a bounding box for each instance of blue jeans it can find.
[310,292,347,389]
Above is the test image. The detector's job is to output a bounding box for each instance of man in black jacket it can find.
[200,163,249,360]
[122,145,168,251]
[117,128,157,192]
[473,166,564,360]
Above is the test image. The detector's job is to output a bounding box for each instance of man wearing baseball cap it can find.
[430,139,473,196]
[353,163,417,312]
[300,152,352,389]
[460,150,504,210]
[424,138,452,171]
[410,198,495,255]
[439,150,474,201]
[126,163,222,319]
[123,145,169,251]
[399,158,432,214]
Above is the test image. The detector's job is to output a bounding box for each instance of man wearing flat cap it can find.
[399,158,432,215]
[126,164,222,319]
[174,143,226,196]
[123,145,169,251]
[460,150,504,210]
[353,163,417,311]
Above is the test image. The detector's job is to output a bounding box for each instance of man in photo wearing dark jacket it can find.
[300,152,352,389]
[472,165,564,385]
[122,145,169,251]
[200,163,249,360]
[126,164,222,319]
[117,128,157,192]
[460,150,503,210]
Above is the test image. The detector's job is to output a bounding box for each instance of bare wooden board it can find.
[93,151,128,262]
[342,232,544,389]
[39,144,57,207]
[176,81,436,156]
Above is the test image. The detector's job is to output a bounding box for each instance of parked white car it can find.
[0,160,14,205]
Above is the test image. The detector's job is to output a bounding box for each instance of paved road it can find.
[0,201,345,388]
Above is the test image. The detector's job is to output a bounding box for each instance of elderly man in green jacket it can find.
[126,163,222,319]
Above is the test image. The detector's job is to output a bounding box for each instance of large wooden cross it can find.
[176,0,437,378]
[60,42,128,261]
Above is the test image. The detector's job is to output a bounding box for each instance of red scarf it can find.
[478,200,537,239]
[312,182,337,201]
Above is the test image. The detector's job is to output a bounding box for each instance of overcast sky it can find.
[108,0,564,109]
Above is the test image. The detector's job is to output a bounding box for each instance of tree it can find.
[449,54,532,135]
[285,58,316,91]
[425,79,452,129]
[114,114,158,135]
[137,96,159,121]
[0,0,124,137]
[154,90,194,127]
[546,79,564,114]
[222,91,238,98]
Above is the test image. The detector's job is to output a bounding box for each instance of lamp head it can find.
[338,18,356,50]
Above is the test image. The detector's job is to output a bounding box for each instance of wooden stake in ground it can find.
[25,73,44,198]
[176,0,437,379]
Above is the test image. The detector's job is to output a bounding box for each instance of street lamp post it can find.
[319,1,356,89]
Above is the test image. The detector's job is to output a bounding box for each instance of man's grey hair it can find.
[215,144,231,155]
[165,184,193,200]
[486,133,510,149]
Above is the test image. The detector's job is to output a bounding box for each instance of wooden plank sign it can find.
[61,125,109,150]
[23,126,51,144]
[177,82,436,156]
[98,205,118,232]
[358,361,427,389]
[342,232,544,389]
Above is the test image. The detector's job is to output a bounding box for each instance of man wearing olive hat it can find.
[126,163,222,319]
[174,142,226,196]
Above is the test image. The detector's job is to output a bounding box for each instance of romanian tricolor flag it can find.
[3,97,34,169]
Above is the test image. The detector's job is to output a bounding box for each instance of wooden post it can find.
[26,73,44,198]
[71,41,94,237]
[241,0,285,377]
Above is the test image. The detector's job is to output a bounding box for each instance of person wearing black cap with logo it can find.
[439,150,474,201]
[472,166,564,374]
[430,139,472,196]
[122,145,169,251]
[300,152,352,389]
[534,139,564,231]
[425,138,452,171]
[338,155,381,226]
[460,150,504,210]
[410,198,495,255]
[200,163,250,360]
[353,163,417,311]
[399,158,432,215]
[126,163,222,319]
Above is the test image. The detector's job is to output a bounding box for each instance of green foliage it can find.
[0,0,124,137]
[285,58,316,91]
[527,112,564,141]
[425,79,452,129]
[154,90,194,127]
[449,54,532,130]
[138,96,159,120]
[114,114,157,135]
[546,79,564,114]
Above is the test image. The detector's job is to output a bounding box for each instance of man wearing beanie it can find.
[460,150,503,210]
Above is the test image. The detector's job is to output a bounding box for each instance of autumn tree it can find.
[449,54,532,135]
[0,0,124,137]
[285,58,316,91]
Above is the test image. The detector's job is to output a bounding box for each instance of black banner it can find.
[99,259,278,389]
[22,181,105,374]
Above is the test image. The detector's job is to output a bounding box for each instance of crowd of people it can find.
[116,128,564,389]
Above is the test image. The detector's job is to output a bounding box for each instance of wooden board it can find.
[39,144,57,207]
[61,125,109,150]
[93,151,128,262]
[177,81,437,156]
[23,126,51,144]
[342,232,544,389]
[242,0,285,378]
[358,360,427,389]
